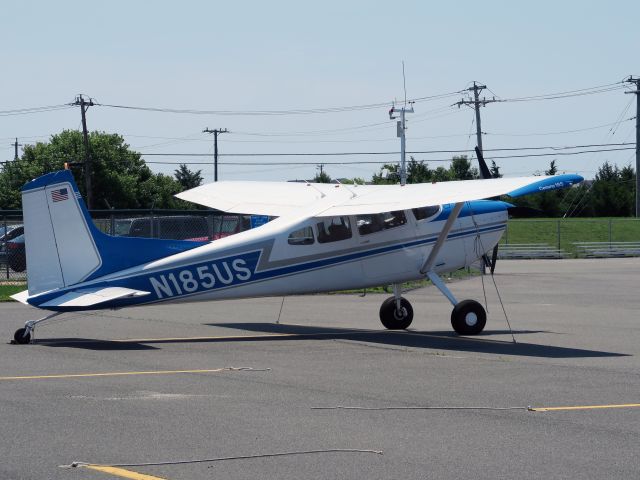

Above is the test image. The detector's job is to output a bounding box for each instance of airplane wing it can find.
[176,181,341,216]
[176,174,583,217]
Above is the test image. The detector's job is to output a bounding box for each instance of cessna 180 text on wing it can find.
[10,169,582,344]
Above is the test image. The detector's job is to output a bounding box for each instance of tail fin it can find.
[22,170,205,297]
[22,171,101,295]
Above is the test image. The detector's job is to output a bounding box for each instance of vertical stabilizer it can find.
[22,171,101,295]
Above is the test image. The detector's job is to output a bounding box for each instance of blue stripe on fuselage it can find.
[27,221,506,310]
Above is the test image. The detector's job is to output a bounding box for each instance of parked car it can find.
[212,215,251,240]
[114,216,210,241]
[0,225,24,265]
[6,233,26,272]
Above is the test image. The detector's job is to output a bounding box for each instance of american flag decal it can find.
[51,188,69,202]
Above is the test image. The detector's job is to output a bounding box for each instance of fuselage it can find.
[27,200,509,311]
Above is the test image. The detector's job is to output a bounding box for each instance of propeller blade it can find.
[475,146,492,180]
[490,244,499,275]
[476,145,500,274]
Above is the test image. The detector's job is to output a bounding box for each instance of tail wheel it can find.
[451,300,486,335]
[379,296,413,330]
[13,328,31,345]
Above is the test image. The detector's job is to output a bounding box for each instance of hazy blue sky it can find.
[1,0,638,182]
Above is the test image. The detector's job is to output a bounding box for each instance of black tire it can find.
[13,328,31,344]
[451,299,486,335]
[379,296,413,330]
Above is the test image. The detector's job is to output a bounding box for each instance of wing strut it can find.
[419,201,464,307]
[420,202,464,274]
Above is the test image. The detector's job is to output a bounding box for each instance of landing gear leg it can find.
[426,271,486,335]
[379,283,413,330]
[12,312,63,345]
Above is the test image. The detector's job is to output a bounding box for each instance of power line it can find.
[0,104,73,117]
[485,117,635,137]
[495,82,627,103]
[136,142,634,157]
[3,145,632,168]
[96,90,464,117]
[127,146,634,165]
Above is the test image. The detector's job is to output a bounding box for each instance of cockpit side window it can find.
[288,226,315,245]
[357,210,407,235]
[316,216,352,243]
[412,206,440,221]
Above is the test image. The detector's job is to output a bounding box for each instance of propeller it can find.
[475,146,501,274]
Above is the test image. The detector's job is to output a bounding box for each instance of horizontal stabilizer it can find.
[39,287,150,308]
[10,290,30,305]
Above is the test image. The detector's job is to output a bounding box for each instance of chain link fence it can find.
[502,218,640,256]
[2,213,640,283]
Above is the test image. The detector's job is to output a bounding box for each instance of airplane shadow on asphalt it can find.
[33,322,629,358]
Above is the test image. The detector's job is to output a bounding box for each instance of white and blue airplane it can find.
[10,168,582,344]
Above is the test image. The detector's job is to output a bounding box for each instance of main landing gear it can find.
[379,275,487,335]
[379,285,413,329]
[378,201,487,336]
[12,312,62,345]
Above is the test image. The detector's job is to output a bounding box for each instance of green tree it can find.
[313,169,332,183]
[0,130,185,209]
[489,160,502,178]
[372,155,479,185]
[449,155,478,180]
[584,162,635,216]
[174,164,203,190]
[372,164,399,184]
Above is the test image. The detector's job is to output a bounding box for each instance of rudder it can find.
[22,171,101,296]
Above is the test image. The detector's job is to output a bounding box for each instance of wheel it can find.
[379,296,413,330]
[13,327,31,344]
[451,300,486,335]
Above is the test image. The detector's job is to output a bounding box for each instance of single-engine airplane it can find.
[10,168,582,344]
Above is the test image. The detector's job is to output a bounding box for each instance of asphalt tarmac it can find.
[1,259,639,479]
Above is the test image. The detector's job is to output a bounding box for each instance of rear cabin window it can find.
[316,217,352,243]
[357,210,407,235]
[288,226,315,245]
[412,206,440,221]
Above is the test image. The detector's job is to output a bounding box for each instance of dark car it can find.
[6,233,26,272]
[0,225,24,265]
[212,215,251,240]
[114,216,210,241]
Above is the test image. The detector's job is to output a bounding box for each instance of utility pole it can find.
[389,102,414,185]
[317,164,324,177]
[456,82,498,177]
[203,128,228,182]
[11,138,23,160]
[625,76,640,217]
[73,94,95,209]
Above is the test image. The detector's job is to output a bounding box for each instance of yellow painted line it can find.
[531,403,640,412]
[0,367,247,381]
[86,464,167,480]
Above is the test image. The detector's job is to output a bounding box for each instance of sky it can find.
[1,0,638,183]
